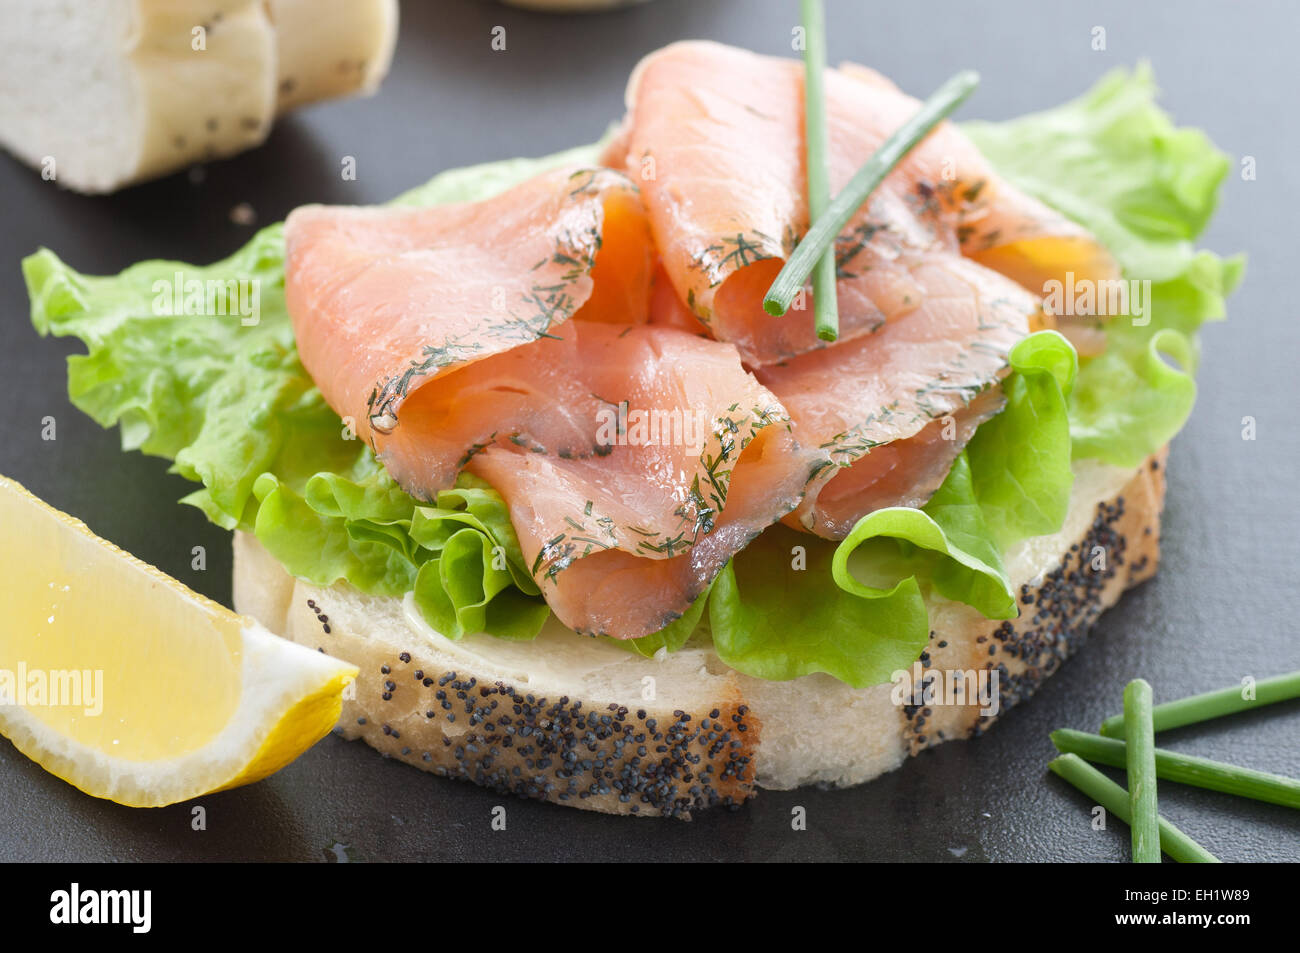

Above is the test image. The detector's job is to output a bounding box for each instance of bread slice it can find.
[233,450,1167,818]
[0,0,398,194]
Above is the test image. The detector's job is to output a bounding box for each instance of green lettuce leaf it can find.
[408,476,548,641]
[965,65,1244,467]
[710,527,928,688]
[1066,328,1198,465]
[964,330,1077,548]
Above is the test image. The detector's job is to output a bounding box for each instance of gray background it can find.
[0,0,1296,861]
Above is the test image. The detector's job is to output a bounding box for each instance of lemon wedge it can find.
[0,475,357,806]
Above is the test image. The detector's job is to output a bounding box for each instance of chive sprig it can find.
[1100,669,1300,737]
[1052,729,1300,810]
[1050,670,1300,861]
[764,69,980,320]
[1048,754,1221,863]
[798,0,839,341]
[1124,679,1160,862]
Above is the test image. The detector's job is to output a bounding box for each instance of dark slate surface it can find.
[0,0,1296,862]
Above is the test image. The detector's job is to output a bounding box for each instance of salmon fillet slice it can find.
[390,319,817,637]
[836,62,1117,355]
[285,164,653,477]
[607,41,1114,365]
[757,255,1036,538]
[471,387,812,637]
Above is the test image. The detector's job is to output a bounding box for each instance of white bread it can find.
[233,450,1167,818]
[0,0,398,194]
[267,0,398,114]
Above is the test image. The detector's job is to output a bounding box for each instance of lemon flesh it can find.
[0,475,357,807]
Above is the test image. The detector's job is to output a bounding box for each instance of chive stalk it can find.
[764,69,980,318]
[1100,670,1300,737]
[799,0,839,341]
[1124,679,1160,862]
[1052,729,1300,810]
[1048,754,1220,863]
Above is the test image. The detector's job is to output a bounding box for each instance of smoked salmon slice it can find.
[835,62,1117,355]
[756,255,1036,538]
[834,63,1117,292]
[380,319,795,545]
[379,319,815,637]
[647,260,709,335]
[468,364,812,636]
[286,172,817,636]
[285,164,653,469]
[606,41,1115,366]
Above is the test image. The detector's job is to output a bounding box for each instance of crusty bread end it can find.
[0,0,399,193]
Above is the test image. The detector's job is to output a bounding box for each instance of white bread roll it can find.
[267,0,398,114]
[0,0,398,193]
